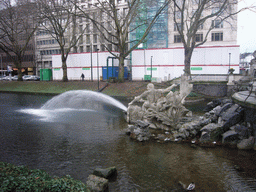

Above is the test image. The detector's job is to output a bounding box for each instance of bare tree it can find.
[171,0,243,76]
[37,0,85,82]
[0,0,38,81]
[75,0,170,82]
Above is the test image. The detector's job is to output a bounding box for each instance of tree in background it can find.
[37,0,86,82]
[170,0,243,76]
[0,0,38,81]
[76,0,170,82]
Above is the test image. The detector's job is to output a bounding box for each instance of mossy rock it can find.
[93,167,117,179]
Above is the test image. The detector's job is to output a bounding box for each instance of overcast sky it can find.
[237,0,256,53]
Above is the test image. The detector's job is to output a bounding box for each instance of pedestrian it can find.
[81,73,85,81]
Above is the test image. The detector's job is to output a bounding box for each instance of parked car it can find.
[22,75,40,81]
[33,76,40,81]
[1,76,11,81]
[12,75,18,81]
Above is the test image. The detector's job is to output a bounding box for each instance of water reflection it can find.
[0,93,256,191]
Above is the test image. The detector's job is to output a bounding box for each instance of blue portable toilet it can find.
[102,66,128,81]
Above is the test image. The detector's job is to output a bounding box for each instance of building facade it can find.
[36,0,239,81]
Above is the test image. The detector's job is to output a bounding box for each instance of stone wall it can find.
[193,83,227,97]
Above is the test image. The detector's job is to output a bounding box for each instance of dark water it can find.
[1,93,256,191]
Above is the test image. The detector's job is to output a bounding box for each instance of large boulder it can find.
[93,167,117,179]
[127,120,151,142]
[221,104,242,121]
[221,111,244,132]
[203,99,222,112]
[86,175,109,192]
[234,124,251,139]
[200,131,211,142]
[199,123,222,143]
[222,130,239,144]
[216,102,233,116]
[200,123,220,133]
[237,136,255,150]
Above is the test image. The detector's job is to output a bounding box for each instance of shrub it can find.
[0,162,87,192]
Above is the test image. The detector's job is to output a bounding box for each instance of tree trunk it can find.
[118,56,125,83]
[16,60,23,81]
[17,67,23,81]
[184,47,193,76]
[62,55,68,82]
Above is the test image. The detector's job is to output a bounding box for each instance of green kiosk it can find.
[40,69,52,81]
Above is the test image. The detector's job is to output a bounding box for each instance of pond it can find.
[0,93,256,191]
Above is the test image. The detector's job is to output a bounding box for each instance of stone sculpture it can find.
[127,75,193,130]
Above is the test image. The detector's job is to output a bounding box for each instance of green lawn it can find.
[0,80,149,97]
[0,81,99,95]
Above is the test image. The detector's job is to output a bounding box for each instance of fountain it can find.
[126,75,193,141]
[42,90,127,112]
[20,90,127,122]
[126,72,256,150]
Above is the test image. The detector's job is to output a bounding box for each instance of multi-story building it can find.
[0,2,36,77]
[131,0,239,81]
[36,0,240,81]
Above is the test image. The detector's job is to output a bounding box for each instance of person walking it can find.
[81,73,85,81]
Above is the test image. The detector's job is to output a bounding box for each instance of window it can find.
[211,32,223,41]
[212,7,219,14]
[79,25,83,33]
[107,21,111,31]
[93,45,98,52]
[108,33,112,42]
[101,44,105,51]
[108,44,112,51]
[86,45,91,52]
[174,23,181,31]
[174,35,182,43]
[93,24,97,33]
[199,23,204,30]
[123,8,128,17]
[80,46,83,53]
[212,19,223,28]
[86,34,90,44]
[93,34,97,43]
[73,46,77,53]
[174,11,181,19]
[195,33,203,42]
[86,24,90,33]
[100,22,104,31]
[192,0,199,5]
[79,36,83,44]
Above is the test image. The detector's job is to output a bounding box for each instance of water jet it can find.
[41,90,127,112]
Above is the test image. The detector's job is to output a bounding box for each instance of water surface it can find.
[0,93,256,191]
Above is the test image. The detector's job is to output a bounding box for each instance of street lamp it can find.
[151,56,153,81]
[97,49,99,90]
[91,43,93,82]
[229,53,231,71]
[0,54,2,77]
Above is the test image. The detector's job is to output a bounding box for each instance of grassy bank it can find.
[0,80,205,100]
[0,81,98,95]
[0,162,88,192]
[0,81,149,96]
